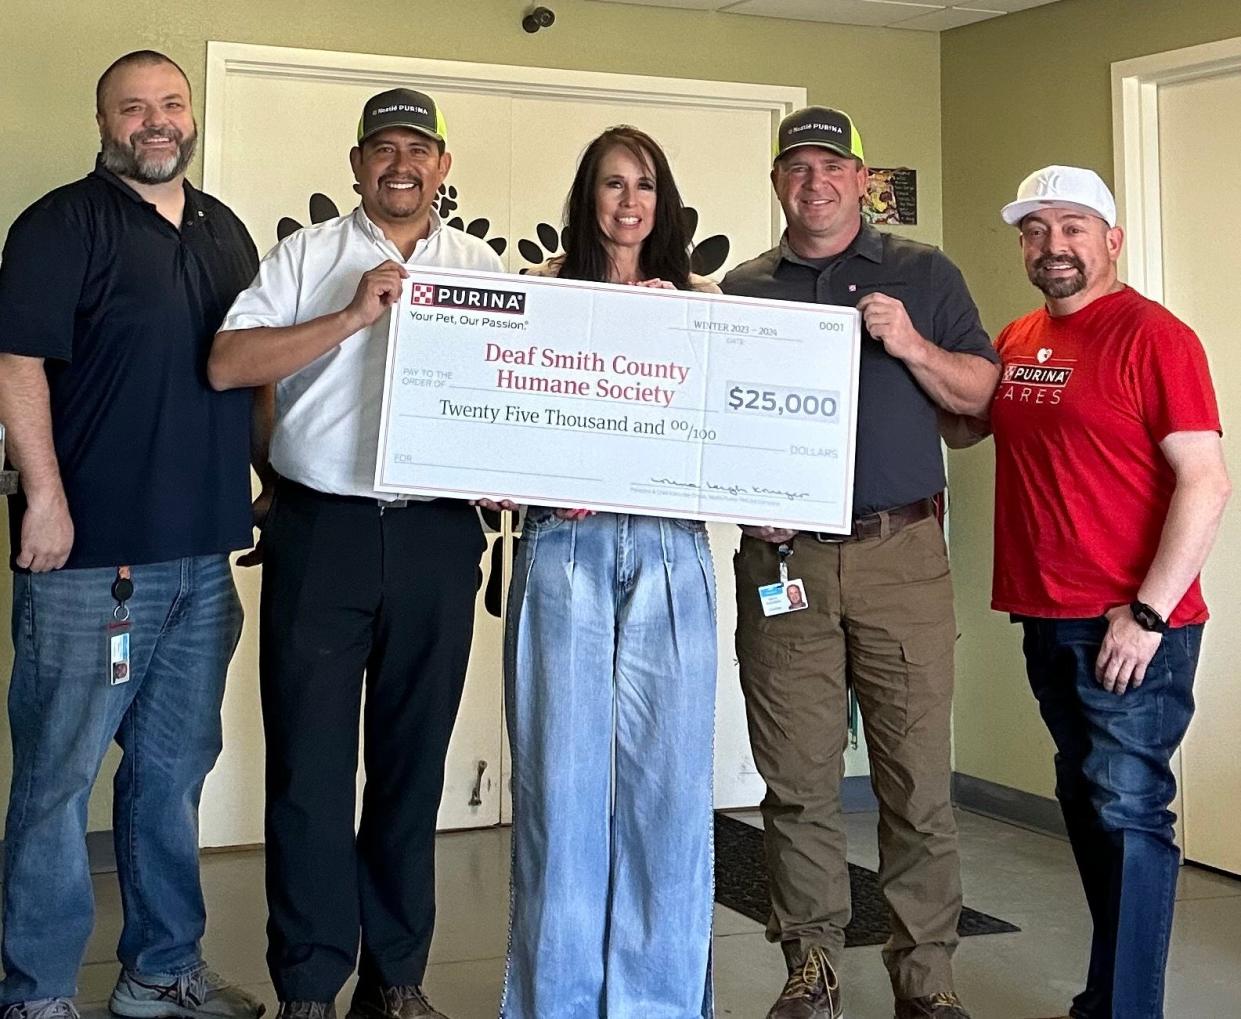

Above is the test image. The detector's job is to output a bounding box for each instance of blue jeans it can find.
[1019,616,1201,1019]
[1,556,243,1003]
[502,512,717,1019]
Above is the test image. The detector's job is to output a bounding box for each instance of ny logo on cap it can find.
[1034,170,1063,197]
[411,283,436,306]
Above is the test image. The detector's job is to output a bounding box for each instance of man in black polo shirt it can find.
[0,51,262,1019]
[722,107,999,1019]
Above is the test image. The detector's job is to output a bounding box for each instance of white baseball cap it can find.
[1001,165,1118,228]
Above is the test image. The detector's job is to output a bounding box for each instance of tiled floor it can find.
[62,810,1241,1018]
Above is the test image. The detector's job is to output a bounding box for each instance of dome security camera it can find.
[522,6,556,33]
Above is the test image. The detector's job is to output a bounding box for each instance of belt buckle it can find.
[379,497,409,510]
[813,531,849,543]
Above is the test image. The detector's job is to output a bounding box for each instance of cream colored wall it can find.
[941,0,1241,798]
[0,0,943,832]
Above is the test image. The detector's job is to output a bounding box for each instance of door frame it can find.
[1111,35,1241,857]
[1112,36,1241,299]
[203,41,804,248]
[203,40,806,827]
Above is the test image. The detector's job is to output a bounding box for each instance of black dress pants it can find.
[259,480,485,1001]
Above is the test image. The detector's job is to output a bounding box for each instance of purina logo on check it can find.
[410,282,527,314]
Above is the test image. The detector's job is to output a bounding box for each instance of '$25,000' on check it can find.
[374,267,861,533]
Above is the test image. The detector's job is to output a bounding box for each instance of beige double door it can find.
[199,44,806,845]
[1156,64,1241,876]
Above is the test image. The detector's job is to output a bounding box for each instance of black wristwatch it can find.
[1130,600,1168,633]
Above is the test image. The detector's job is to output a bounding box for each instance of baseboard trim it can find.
[87,828,118,872]
[841,773,880,813]
[952,771,1067,839]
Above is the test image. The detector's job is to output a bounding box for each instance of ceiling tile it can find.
[721,0,943,28]
[892,6,1004,30]
[585,0,1066,30]
[584,0,733,9]
[960,0,1059,11]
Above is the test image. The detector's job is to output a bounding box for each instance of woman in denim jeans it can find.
[498,126,719,1019]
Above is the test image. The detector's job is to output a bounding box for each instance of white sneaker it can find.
[109,966,264,1019]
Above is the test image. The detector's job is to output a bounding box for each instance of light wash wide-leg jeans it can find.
[502,511,717,1019]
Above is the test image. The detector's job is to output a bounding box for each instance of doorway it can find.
[1114,38,1241,876]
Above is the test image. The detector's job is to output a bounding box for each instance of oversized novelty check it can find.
[374,267,861,532]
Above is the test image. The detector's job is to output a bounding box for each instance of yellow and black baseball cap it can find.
[357,88,447,145]
[774,106,864,164]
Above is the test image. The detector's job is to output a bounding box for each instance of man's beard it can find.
[101,124,197,185]
[374,174,425,219]
[1029,253,1087,299]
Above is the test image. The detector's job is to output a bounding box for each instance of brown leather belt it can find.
[806,496,937,543]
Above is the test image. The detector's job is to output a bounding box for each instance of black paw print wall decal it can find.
[277,187,507,257]
[435,184,508,256]
[435,182,460,220]
[277,192,341,240]
[683,207,730,277]
[477,506,511,619]
[517,222,569,273]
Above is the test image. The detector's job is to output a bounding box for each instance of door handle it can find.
[469,759,488,806]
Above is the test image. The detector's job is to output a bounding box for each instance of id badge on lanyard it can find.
[107,565,133,685]
[757,543,810,616]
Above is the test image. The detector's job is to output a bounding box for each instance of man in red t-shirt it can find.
[983,165,1230,1019]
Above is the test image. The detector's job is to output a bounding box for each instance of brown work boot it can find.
[766,946,843,1019]
[894,992,971,1018]
[345,986,446,1019]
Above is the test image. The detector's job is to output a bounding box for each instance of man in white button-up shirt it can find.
[210,89,501,1019]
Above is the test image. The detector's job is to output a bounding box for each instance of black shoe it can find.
[346,986,446,1019]
[765,946,843,1019]
[894,992,971,1018]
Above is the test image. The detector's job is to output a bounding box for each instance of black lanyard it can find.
[111,565,133,620]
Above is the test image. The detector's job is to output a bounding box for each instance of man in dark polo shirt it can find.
[0,51,262,1019]
[722,107,1000,1019]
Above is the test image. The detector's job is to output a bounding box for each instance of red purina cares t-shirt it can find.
[991,286,1221,626]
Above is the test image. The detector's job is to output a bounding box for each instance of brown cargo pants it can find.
[734,513,961,1000]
